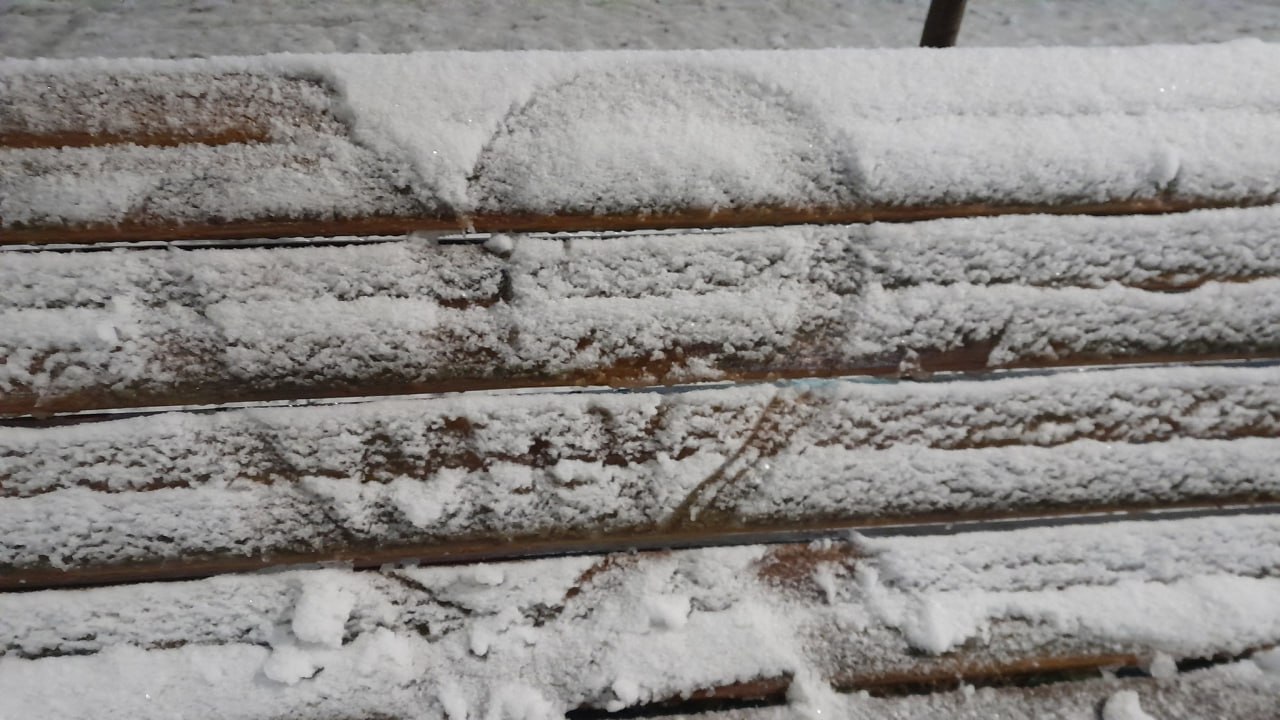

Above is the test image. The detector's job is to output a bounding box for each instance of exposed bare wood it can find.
[4,195,1276,247]
[0,127,274,149]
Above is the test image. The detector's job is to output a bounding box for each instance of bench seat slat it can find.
[3,516,1278,718]
[4,364,1278,584]
[1,73,340,151]
[6,44,1280,244]
[4,208,1280,416]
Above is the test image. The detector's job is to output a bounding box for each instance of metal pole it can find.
[920,0,969,48]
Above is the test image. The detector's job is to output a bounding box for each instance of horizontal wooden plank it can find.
[0,136,431,241]
[3,195,1274,247]
[6,44,1280,245]
[4,207,1280,416]
[4,364,1279,585]
[0,72,341,149]
[3,515,1278,718]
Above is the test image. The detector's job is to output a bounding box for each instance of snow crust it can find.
[4,362,1278,569]
[4,42,1280,225]
[3,516,1279,719]
[3,206,1279,408]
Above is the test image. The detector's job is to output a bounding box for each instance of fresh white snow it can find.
[4,207,1280,411]
[3,516,1280,719]
[4,362,1279,570]
[3,0,1280,59]
[5,43,1280,228]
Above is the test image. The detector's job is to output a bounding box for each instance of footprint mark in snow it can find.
[468,63,863,216]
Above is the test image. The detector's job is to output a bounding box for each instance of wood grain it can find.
[4,196,1276,247]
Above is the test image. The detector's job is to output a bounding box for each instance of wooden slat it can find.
[7,45,1280,246]
[920,0,969,48]
[5,209,1280,417]
[4,363,1279,587]
[4,517,1278,717]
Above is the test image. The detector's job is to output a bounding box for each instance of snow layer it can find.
[2,515,1279,720]
[4,207,1280,412]
[0,130,429,227]
[5,42,1280,226]
[676,658,1280,720]
[3,363,1278,570]
[6,0,1280,59]
[0,71,339,140]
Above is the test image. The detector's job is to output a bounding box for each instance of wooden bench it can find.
[3,43,1280,719]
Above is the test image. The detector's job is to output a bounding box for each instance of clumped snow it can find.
[2,516,1279,719]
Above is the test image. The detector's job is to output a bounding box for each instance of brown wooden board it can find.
[4,363,1280,586]
[4,517,1278,717]
[0,72,341,149]
[4,209,1280,416]
[4,196,1275,247]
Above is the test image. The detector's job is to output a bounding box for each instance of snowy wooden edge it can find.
[5,362,1280,587]
[4,197,1274,247]
[7,43,1280,244]
[4,516,1280,718]
[7,208,1280,416]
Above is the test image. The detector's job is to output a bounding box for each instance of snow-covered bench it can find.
[3,44,1280,719]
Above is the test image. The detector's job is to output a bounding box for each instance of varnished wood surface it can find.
[4,196,1277,247]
